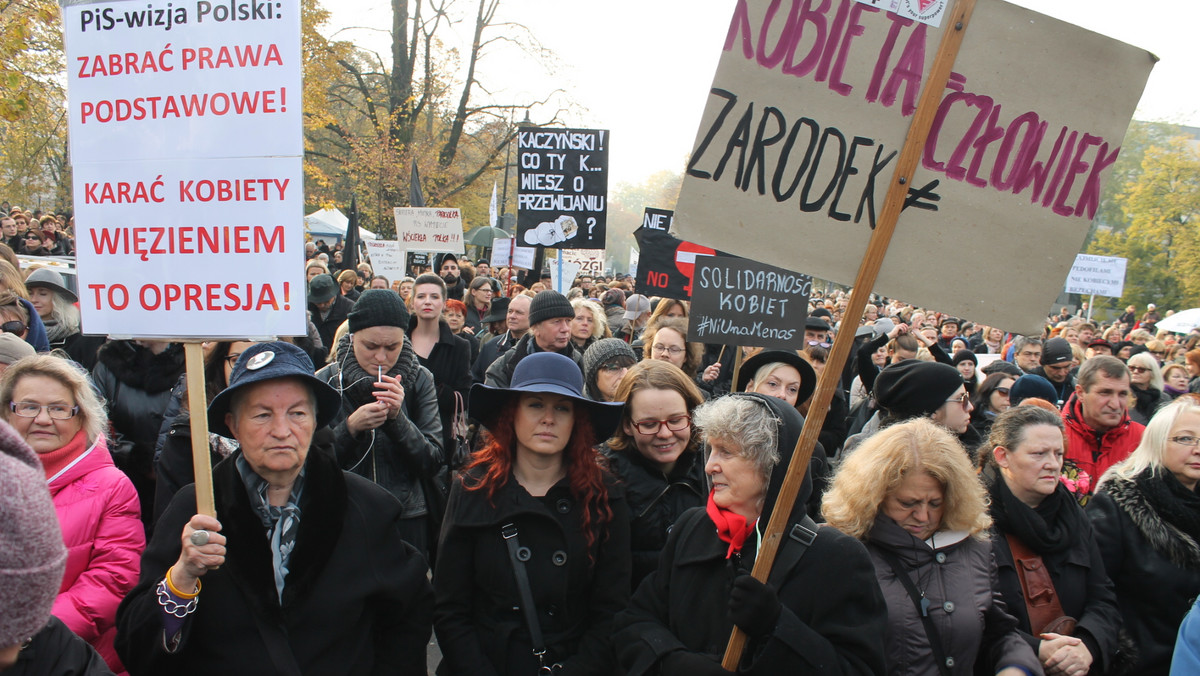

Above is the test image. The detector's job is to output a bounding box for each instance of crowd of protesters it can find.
[5,239,1200,676]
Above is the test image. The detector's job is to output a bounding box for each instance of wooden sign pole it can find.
[184,342,216,518]
[721,0,977,668]
[729,346,745,394]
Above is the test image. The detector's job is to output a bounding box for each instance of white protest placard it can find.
[1065,254,1127,297]
[65,0,304,338]
[394,207,466,254]
[549,258,582,295]
[629,246,640,278]
[490,240,537,270]
[365,240,407,284]
[674,0,1154,334]
[560,249,605,276]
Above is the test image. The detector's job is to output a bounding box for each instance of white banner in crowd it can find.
[674,0,1154,335]
[393,207,466,255]
[365,240,407,284]
[490,240,537,270]
[549,259,582,295]
[1065,254,1127,297]
[629,246,639,278]
[64,0,305,337]
[559,249,605,276]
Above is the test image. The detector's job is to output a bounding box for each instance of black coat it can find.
[433,468,631,676]
[483,333,582,389]
[472,331,519,384]
[1088,472,1200,675]
[614,393,888,675]
[602,444,706,590]
[987,488,1123,673]
[6,616,114,676]
[115,447,433,675]
[309,294,354,351]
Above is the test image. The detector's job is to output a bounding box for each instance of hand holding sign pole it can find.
[719,0,979,667]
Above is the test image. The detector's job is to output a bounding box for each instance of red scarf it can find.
[39,430,90,481]
[706,489,756,559]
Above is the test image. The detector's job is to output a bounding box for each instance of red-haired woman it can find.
[434,352,631,676]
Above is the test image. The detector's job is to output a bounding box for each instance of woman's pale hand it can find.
[174,515,225,591]
[373,374,405,419]
[347,401,388,434]
[702,363,721,383]
[1040,632,1092,676]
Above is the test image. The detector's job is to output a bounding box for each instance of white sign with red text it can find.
[393,207,466,255]
[64,0,304,338]
[365,240,407,284]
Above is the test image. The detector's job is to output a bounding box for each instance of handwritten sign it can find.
[1065,253,1127,297]
[516,127,609,249]
[364,240,406,283]
[674,0,1154,334]
[490,240,537,270]
[689,256,811,350]
[642,207,674,232]
[559,249,605,276]
[393,207,465,254]
[65,0,304,337]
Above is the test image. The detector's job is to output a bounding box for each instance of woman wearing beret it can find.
[434,352,630,675]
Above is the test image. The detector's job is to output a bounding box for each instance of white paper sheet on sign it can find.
[674,0,1154,335]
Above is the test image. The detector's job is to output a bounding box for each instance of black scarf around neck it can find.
[984,464,1082,555]
[1138,467,1200,545]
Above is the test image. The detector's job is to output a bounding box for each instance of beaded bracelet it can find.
[156,578,198,618]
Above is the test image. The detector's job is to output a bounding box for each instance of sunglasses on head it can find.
[1,320,26,335]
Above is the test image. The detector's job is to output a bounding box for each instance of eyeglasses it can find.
[1171,436,1200,447]
[631,415,692,435]
[225,353,243,369]
[943,393,971,410]
[651,344,685,356]
[1128,366,1151,373]
[1,320,25,335]
[995,387,1011,396]
[10,401,78,419]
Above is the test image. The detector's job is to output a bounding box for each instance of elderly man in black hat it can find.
[116,341,433,675]
[307,273,353,351]
[484,290,582,388]
[804,315,833,348]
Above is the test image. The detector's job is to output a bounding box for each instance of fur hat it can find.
[0,419,67,647]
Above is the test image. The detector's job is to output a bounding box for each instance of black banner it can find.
[516,127,608,250]
[641,207,674,232]
[633,226,728,300]
[688,255,811,350]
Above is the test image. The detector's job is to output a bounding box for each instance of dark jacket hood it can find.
[736,392,813,526]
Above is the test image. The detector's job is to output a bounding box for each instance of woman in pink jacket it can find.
[0,354,144,673]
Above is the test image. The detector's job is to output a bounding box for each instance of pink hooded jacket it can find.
[47,433,145,673]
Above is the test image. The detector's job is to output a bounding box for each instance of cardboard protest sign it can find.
[365,240,406,284]
[517,127,609,250]
[689,256,812,350]
[633,226,729,299]
[674,0,1154,335]
[65,0,303,338]
[394,207,465,254]
[490,240,537,270]
[642,207,674,232]
[560,249,605,276]
[1065,254,1127,298]
[549,259,582,295]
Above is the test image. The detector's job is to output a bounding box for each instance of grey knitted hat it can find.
[529,290,575,326]
[0,419,67,647]
[583,338,637,383]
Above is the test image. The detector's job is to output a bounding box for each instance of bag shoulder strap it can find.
[501,522,549,665]
[1005,533,1068,635]
[766,516,819,588]
[877,548,952,676]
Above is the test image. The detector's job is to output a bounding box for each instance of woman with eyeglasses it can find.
[1088,396,1200,675]
[601,359,706,589]
[969,373,1017,444]
[0,354,145,673]
[1163,363,1191,400]
[1127,352,1171,426]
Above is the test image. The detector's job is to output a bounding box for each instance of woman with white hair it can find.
[1127,352,1171,425]
[25,268,106,370]
[1088,395,1200,675]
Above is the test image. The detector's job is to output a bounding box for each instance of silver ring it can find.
[190,529,210,546]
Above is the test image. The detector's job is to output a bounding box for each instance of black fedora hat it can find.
[735,350,818,406]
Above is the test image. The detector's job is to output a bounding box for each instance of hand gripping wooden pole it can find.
[184,342,216,518]
[721,1,977,668]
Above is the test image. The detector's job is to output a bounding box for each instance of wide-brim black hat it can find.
[469,352,623,441]
[480,297,510,324]
[735,350,817,406]
[208,342,341,437]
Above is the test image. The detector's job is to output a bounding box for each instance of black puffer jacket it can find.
[1089,471,1200,675]
[92,341,186,527]
[316,334,443,517]
[433,469,631,676]
[614,394,888,675]
[601,444,706,590]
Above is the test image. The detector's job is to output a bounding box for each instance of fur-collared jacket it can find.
[1089,472,1200,675]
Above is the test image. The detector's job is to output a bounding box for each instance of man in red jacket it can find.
[1061,355,1144,492]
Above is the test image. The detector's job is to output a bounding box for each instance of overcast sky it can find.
[327,0,1200,187]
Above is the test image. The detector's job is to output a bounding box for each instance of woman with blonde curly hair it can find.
[569,298,611,353]
[823,418,1038,676]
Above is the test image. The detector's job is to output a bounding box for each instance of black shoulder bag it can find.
[877,548,952,676]
[501,523,562,676]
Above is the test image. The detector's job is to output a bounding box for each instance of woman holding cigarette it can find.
[315,289,444,559]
